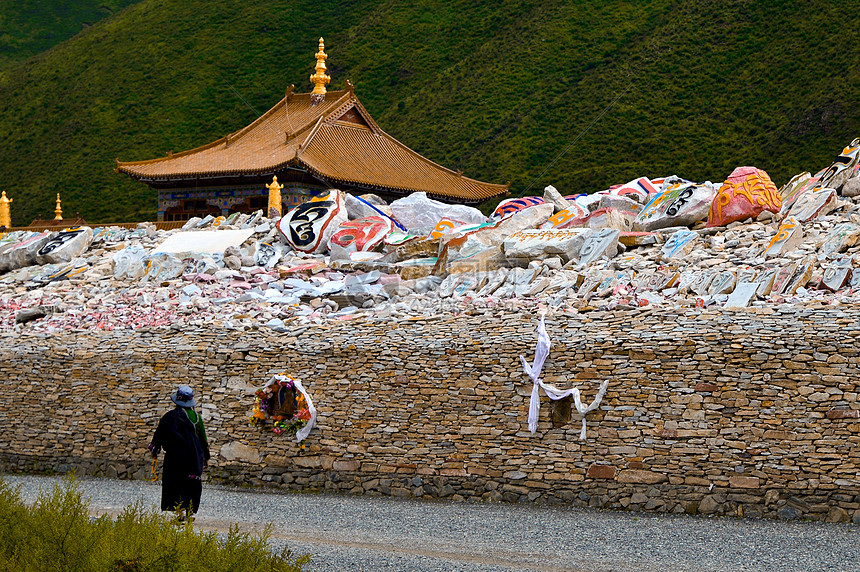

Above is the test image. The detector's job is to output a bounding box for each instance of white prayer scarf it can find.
[520,315,609,440]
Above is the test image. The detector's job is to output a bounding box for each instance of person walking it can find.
[149,384,210,518]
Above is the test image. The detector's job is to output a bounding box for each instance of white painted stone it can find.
[660,229,698,261]
[787,188,840,222]
[36,227,94,265]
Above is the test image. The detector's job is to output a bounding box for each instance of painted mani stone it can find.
[635,180,716,231]
[0,231,51,272]
[770,264,797,296]
[784,260,814,295]
[754,267,778,297]
[36,227,93,265]
[707,167,781,227]
[502,228,593,262]
[328,216,393,253]
[607,176,658,204]
[492,196,545,219]
[820,223,860,258]
[540,204,590,229]
[763,217,803,258]
[779,172,815,214]
[254,241,282,268]
[277,190,347,254]
[690,271,716,296]
[817,137,860,192]
[577,228,620,266]
[820,257,852,292]
[660,229,698,261]
[708,270,737,295]
[787,187,839,222]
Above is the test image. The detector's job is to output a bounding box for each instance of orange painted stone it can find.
[707,166,781,227]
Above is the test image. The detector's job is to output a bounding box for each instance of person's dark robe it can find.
[149,406,210,513]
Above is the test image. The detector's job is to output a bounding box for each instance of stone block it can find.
[729,476,760,489]
[586,464,617,479]
[616,470,668,484]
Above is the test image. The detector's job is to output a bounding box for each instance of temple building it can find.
[117,39,509,222]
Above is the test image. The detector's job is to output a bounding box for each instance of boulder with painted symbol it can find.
[635,180,716,231]
[254,241,283,269]
[708,270,737,295]
[0,231,51,272]
[819,137,860,193]
[36,227,93,265]
[820,257,852,292]
[707,167,781,227]
[540,204,591,229]
[491,196,546,220]
[328,216,393,253]
[277,189,348,254]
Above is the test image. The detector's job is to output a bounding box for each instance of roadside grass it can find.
[0,476,310,572]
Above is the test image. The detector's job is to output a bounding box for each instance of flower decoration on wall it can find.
[249,373,317,442]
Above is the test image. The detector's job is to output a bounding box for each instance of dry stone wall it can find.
[1,306,859,522]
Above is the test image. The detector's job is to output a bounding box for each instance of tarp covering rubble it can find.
[2,137,860,336]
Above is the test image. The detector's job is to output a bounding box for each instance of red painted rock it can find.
[277,189,347,254]
[707,167,781,227]
[327,216,393,253]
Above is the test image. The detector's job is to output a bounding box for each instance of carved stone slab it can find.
[690,270,716,296]
[577,228,620,267]
[784,260,814,295]
[36,227,93,265]
[708,270,737,295]
[277,190,347,254]
[779,172,814,214]
[254,241,282,268]
[502,228,594,262]
[707,166,781,227]
[754,267,778,297]
[660,229,698,261]
[329,216,393,253]
[770,264,797,296]
[787,187,839,222]
[820,223,860,258]
[635,181,716,231]
[491,196,545,219]
[763,217,803,258]
[820,258,852,292]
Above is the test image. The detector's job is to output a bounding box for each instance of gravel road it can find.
[3,474,858,571]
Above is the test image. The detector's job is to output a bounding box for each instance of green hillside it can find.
[0,0,858,225]
[0,1,139,67]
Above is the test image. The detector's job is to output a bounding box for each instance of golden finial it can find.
[54,193,63,220]
[267,175,284,218]
[309,37,330,99]
[0,191,12,229]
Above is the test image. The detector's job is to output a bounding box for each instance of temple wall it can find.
[1,307,859,521]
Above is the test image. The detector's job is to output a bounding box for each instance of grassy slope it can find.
[0,1,139,67]
[0,0,857,225]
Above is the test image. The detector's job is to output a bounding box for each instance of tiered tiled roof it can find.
[117,85,508,203]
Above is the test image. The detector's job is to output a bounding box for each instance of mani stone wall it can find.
[1,307,859,522]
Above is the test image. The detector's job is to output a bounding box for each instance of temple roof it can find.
[117,86,508,203]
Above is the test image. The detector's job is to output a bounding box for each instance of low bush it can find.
[0,477,310,572]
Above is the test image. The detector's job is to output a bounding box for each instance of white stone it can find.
[502,228,594,262]
[577,228,620,266]
[725,282,757,308]
[543,185,572,212]
[36,227,94,265]
[390,192,485,234]
[219,441,261,463]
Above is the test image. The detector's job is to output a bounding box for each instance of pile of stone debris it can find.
[1,138,858,334]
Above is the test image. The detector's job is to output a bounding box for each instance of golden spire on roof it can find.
[0,191,12,229]
[309,37,330,98]
[267,175,284,218]
[54,193,63,220]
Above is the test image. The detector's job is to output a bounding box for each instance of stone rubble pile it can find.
[1,138,859,333]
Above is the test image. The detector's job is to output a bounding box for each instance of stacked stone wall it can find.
[1,306,859,521]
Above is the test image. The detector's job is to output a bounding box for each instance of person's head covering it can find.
[170,385,196,408]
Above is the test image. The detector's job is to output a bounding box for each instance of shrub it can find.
[0,476,310,572]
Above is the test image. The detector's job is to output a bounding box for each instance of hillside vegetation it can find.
[0,0,858,225]
[0,1,139,67]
